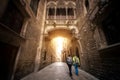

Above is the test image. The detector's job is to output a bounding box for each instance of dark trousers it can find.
[67,64,72,76]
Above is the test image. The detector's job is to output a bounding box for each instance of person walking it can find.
[66,55,73,77]
[73,55,80,76]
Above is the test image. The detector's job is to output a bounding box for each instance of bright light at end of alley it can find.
[51,36,70,61]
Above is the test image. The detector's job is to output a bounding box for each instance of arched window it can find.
[46,1,76,19]
[61,8,66,16]
[85,0,89,11]
[56,8,60,15]
[68,8,74,16]
[48,8,55,16]
[56,8,66,19]
[30,0,40,15]
[67,8,74,19]
[48,8,55,19]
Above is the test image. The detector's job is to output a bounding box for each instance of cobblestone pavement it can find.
[21,62,99,80]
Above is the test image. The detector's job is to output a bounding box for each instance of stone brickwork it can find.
[77,0,120,80]
[98,44,120,80]
[78,20,102,73]
[14,0,46,80]
[14,21,41,79]
[39,39,55,70]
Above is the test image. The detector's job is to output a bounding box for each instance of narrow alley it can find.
[21,62,99,80]
[0,0,120,80]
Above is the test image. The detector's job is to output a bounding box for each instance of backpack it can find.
[75,57,79,64]
[67,57,72,64]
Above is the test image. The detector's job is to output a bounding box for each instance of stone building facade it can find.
[0,0,120,80]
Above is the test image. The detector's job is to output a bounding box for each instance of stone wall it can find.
[14,0,45,80]
[0,0,26,80]
[77,0,120,80]
[98,44,120,80]
[39,38,56,70]
[14,20,42,80]
[78,20,102,73]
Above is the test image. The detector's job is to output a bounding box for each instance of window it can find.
[56,8,66,16]
[0,1,24,33]
[30,0,40,16]
[56,8,61,15]
[68,8,74,16]
[56,8,66,19]
[61,8,66,16]
[48,8,55,16]
[85,0,89,11]
[67,8,74,19]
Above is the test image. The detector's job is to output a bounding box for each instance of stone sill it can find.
[98,43,120,54]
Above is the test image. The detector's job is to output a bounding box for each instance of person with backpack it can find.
[66,54,73,77]
[73,55,80,76]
